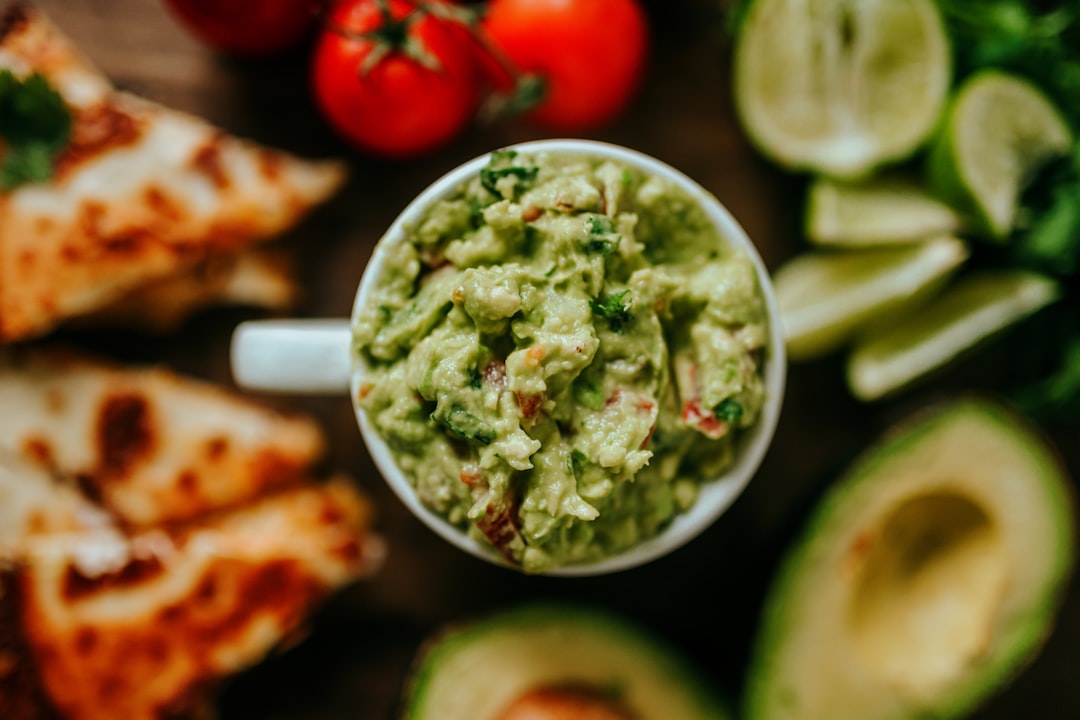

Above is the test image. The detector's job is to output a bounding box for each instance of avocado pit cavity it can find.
[849,491,1007,697]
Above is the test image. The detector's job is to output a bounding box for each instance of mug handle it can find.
[230,319,353,394]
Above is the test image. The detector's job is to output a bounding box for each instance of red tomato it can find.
[311,0,482,158]
[481,0,650,132]
[162,0,319,56]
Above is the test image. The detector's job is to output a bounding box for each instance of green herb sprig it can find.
[590,289,634,333]
[938,0,1080,124]
[437,405,495,445]
[0,69,72,190]
[480,149,539,200]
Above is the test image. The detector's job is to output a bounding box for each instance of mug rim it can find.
[351,138,786,576]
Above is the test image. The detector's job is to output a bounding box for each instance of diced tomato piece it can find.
[516,391,544,421]
[459,466,484,488]
[607,388,654,413]
[682,399,726,439]
[475,495,522,563]
[641,422,656,449]
[522,205,543,222]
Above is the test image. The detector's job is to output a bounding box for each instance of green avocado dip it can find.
[355,149,768,573]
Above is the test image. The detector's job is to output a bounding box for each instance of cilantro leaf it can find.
[1011,145,1080,275]
[586,215,614,235]
[573,379,605,410]
[569,449,589,476]
[590,290,634,333]
[715,398,744,423]
[584,237,616,256]
[1014,334,1080,424]
[0,69,72,190]
[0,142,55,187]
[436,405,495,445]
[480,150,539,199]
[937,0,1080,124]
[583,214,619,256]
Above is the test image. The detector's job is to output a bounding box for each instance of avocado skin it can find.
[400,602,731,720]
[743,397,1076,720]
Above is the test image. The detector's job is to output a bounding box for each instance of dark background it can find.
[33,0,1080,717]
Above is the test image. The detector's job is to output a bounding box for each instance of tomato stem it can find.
[407,1,547,118]
[322,1,441,74]
[456,6,546,120]
[479,73,547,122]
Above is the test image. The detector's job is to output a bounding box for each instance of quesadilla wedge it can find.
[0,349,327,527]
[0,452,384,720]
[0,5,346,341]
[83,246,301,332]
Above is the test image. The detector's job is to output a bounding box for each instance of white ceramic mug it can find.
[231,139,786,576]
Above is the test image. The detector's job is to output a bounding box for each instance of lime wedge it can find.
[848,270,1060,401]
[927,70,1074,240]
[806,175,966,246]
[775,236,968,361]
[733,0,950,179]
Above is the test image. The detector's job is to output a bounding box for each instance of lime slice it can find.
[733,0,950,179]
[806,175,966,246]
[927,70,1074,240]
[775,236,968,361]
[848,270,1060,401]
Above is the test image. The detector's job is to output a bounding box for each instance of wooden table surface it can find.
[30,1,1080,718]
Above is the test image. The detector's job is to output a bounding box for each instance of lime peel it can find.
[848,270,1061,401]
[806,175,967,246]
[927,70,1074,240]
[776,236,969,361]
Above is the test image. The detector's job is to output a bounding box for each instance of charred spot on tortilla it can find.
[61,555,166,602]
[96,392,156,480]
[52,102,143,179]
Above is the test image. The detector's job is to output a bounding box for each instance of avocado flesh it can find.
[402,604,730,720]
[745,399,1075,720]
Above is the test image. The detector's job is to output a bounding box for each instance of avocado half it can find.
[400,603,731,719]
[745,398,1076,720]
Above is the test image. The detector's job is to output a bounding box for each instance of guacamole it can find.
[355,149,768,573]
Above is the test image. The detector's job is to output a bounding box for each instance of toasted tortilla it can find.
[0,453,384,720]
[0,5,346,341]
[82,247,301,332]
[0,349,327,527]
[0,451,117,552]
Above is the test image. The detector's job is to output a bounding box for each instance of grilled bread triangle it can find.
[0,453,383,720]
[82,247,301,332]
[0,349,328,527]
[0,349,385,719]
[0,6,346,341]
